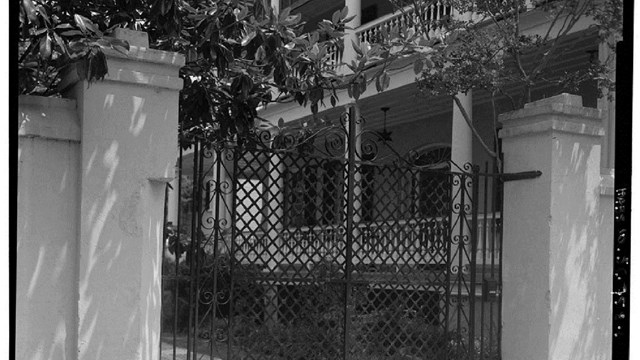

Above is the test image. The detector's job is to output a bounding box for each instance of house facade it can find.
[162,1,616,359]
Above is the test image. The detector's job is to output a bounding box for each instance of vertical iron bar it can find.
[469,166,480,360]
[192,144,206,360]
[497,157,504,359]
[186,143,200,360]
[488,161,497,357]
[343,106,357,360]
[160,182,169,358]
[480,162,490,359]
[173,146,184,360]
[444,172,452,349]
[227,146,239,360]
[456,173,465,355]
[209,148,223,359]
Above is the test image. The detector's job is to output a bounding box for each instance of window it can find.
[284,160,344,227]
[410,145,451,218]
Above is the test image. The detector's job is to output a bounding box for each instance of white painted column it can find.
[341,0,362,74]
[450,9,474,169]
[270,0,280,14]
[499,94,611,360]
[451,92,473,169]
[63,30,184,360]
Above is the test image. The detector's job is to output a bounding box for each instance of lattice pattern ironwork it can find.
[162,118,503,360]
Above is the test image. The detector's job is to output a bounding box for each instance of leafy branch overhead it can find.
[19,0,131,95]
[19,0,359,144]
[348,0,621,161]
[19,0,622,149]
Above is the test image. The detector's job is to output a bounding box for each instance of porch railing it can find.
[356,1,453,45]
[234,212,501,270]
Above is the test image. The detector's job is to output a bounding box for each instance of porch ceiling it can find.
[288,28,599,132]
[289,83,452,132]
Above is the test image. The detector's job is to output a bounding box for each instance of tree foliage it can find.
[18,0,358,143]
[18,0,622,153]
[350,0,622,160]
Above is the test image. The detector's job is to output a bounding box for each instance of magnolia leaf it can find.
[342,15,356,24]
[74,14,101,36]
[52,32,68,56]
[109,38,130,50]
[60,30,83,37]
[424,58,434,68]
[446,30,460,43]
[74,14,88,34]
[237,5,249,20]
[413,59,424,75]
[331,9,340,24]
[390,45,403,55]
[382,71,390,91]
[352,83,361,100]
[113,45,129,56]
[39,34,51,60]
[282,13,301,26]
[405,27,416,39]
[309,31,319,45]
[22,0,38,23]
[359,41,370,56]
[278,7,291,23]
[255,46,266,61]
[340,6,349,20]
[241,31,256,46]
[352,40,363,56]
[310,43,319,55]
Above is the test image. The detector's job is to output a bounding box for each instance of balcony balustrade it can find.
[357,1,452,45]
[234,212,501,271]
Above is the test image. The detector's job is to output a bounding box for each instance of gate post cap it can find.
[498,94,603,139]
[523,93,583,108]
[113,28,149,48]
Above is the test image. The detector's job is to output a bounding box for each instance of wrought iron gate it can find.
[161,112,504,360]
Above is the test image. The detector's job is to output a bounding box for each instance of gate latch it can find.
[483,279,501,301]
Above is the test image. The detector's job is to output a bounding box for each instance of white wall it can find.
[16,30,184,360]
[500,94,612,360]
[17,96,81,360]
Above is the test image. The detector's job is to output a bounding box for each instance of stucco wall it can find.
[500,94,611,360]
[17,96,81,360]
[17,32,184,360]
[64,45,183,360]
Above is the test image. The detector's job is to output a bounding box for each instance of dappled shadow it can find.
[547,137,612,360]
[18,47,180,360]
[17,99,81,359]
[501,117,612,360]
[73,81,176,360]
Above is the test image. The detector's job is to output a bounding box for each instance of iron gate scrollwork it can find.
[161,112,503,360]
